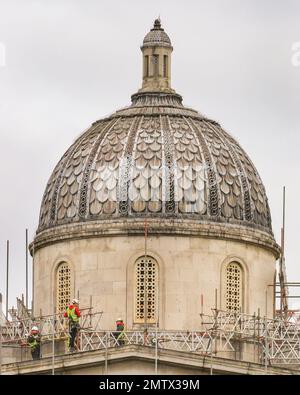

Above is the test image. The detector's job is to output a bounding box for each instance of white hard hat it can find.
[72,298,79,304]
[116,317,122,321]
[31,326,39,331]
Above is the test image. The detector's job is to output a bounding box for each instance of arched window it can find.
[56,262,71,313]
[225,262,243,313]
[134,256,158,324]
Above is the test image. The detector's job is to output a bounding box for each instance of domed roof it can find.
[37,20,273,236]
[143,19,172,47]
[38,91,272,234]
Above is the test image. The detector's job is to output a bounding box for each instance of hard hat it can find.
[116,317,122,321]
[72,298,79,304]
[31,326,39,332]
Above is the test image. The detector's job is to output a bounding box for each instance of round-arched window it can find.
[134,256,158,324]
[56,262,71,313]
[225,262,243,313]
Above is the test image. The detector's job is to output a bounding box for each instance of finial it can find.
[153,18,161,30]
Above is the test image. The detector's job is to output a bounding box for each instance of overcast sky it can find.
[0,0,299,312]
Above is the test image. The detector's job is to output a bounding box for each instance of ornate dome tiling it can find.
[142,18,172,48]
[38,93,272,235]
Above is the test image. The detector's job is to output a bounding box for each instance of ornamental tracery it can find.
[56,262,71,313]
[134,256,158,324]
[225,262,243,313]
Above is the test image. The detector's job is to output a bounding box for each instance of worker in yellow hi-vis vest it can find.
[64,298,81,352]
[114,318,125,346]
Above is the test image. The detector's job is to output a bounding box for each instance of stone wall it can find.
[33,226,277,330]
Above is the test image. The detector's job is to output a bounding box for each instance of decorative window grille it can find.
[226,262,243,313]
[134,256,158,323]
[56,263,71,313]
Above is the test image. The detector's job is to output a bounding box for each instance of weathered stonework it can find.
[31,218,278,329]
[2,345,297,375]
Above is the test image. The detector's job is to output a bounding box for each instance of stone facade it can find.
[32,219,279,329]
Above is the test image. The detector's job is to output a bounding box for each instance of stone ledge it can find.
[31,218,280,258]
[1,345,296,375]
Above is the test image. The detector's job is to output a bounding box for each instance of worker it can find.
[64,298,81,352]
[27,326,41,360]
[115,318,125,346]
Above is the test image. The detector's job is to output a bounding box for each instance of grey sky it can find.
[0,0,299,311]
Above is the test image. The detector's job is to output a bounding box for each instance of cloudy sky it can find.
[0,0,299,312]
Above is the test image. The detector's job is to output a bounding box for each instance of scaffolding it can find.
[275,186,288,316]
[1,187,299,372]
[1,306,300,369]
[1,307,103,344]
[200,309,300,366]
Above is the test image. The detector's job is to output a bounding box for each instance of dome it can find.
[142,19,172,47]
[38,91,272,234]
[37,20,272,236]
[32,20,279,336]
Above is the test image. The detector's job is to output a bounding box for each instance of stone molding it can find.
[1,344,295,375]
[31,218,280,258]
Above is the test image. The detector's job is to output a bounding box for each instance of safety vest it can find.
[28,335,39,350]
[117,331,125,341]
[66,306,79,323]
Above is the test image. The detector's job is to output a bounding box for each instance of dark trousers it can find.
[31,346,40,360]
[69,323,79,349]
[113,331,125,346]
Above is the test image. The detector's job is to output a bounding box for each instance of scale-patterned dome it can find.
[143,19,172,47]
[38,91,272,234]
[37,20,272,235]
